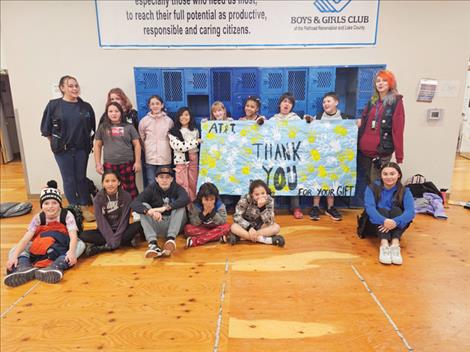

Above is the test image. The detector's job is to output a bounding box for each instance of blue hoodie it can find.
[364,182,415,228]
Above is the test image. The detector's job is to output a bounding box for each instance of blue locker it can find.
[307,94,326,116]
[162,69,185,117]
[136,93,151,119]
[184,68,210,94]
[233,68,259,93]
[260,94,281,117]
[287,68,308,117]
[308,67,336,93]
[134,68,162,93]
[260,68,285,96]
[211,68,233,116]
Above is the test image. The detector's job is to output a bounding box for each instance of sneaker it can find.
[162,239,176,257]
[390,246,403,265]
[292,208,303,219]
[325,207,342,221]
[379,245,392,265]
[144,242,162,258]
[271,235,285,247]
[228,232,240,245]
[310,206,321,221]
[35,266,63,284]
[186,237,194,248]
[4,266,37,287]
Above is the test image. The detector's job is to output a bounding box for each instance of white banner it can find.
[95,0,380,48]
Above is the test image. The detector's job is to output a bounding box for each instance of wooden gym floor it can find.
[1,157,469,351]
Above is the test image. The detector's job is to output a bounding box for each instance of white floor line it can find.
[213,257,229,352]
[351,264,414,352]
[1,281,40,319]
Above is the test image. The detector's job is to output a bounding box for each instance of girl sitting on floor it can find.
[364,162,415,265]
[184,182,230,248]
[230,179,285,247]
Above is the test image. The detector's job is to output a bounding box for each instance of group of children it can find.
[5,69,416,286]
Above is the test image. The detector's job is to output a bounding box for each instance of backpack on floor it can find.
[407,174,442,200]
[0,202,33,218]
[39,205,84,234]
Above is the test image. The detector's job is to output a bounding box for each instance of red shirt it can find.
[359,98,405,163]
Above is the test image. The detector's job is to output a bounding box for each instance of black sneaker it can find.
[310,206,321,221]
[4,266,37,287]
[271,235,285,247]
[325,207,342,221]
[145,242,162,258]
[35,266,63,284]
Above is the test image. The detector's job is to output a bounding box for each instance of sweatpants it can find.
[184,223,231,246]
[140,204,187,242]
[174,152,198,202]
[79,222,143,247]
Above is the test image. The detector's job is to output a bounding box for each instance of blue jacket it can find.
[364,183,415,228]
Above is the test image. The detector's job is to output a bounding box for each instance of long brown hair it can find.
[374,162,405,205]
[106,88,133,112]
[100,102,124,136]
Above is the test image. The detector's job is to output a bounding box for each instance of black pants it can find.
[79,222,142,246]
[374,207,409,241]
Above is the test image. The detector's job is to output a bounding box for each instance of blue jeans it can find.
[54,148,90,205]
[144,163,172,188]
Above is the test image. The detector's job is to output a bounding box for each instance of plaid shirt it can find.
[233,194,275,230]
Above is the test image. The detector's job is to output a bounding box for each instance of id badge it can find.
[371,120,376,130]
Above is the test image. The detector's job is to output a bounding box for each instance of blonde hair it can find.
[210,101,227,120]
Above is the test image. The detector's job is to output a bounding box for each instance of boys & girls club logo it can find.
[314,0,352,13]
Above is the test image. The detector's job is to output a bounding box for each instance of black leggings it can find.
[374,207,409,241]
[79,222,142,246]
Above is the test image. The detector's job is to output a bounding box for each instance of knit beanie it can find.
[40,180,62,207]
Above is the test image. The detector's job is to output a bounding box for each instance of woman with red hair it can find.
[99,88,139,130]
[357,70,405,188]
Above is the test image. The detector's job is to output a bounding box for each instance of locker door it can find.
[134,68,162,119]
[211,68,233,117]
[287,68,308,117]
[184,68,210,94]
[260,68,285,96]
[233,68,259,94]
[308,67,336,93]
[260,94,281,118]
[162,69,185,118]
[134,68,162,93]
[356,66,385,117]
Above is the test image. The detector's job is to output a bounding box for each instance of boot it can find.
[80,205,95,222]
[83,243,111,257]
[4,258,37,287]
[35,257,68,284]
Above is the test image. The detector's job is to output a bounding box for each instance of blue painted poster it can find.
[197,120,358,197]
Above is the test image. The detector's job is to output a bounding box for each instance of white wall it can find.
[1,0,470,195]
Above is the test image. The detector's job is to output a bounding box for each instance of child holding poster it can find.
[229,180,285,247]
[239,96,265,124]
[168,107,201,202]
[270,92,304,219]
[310,92,353,221]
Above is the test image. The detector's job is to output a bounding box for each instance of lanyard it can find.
[371,101,382,130]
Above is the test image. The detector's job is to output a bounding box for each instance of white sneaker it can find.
[379,245,392,265]
[390,246,403,265]
[132,211,140,221]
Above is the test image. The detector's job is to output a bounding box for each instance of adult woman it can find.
[98,88,139,130]
[40,75,96,221]
[353,70,405,208]
[358,70,405,184]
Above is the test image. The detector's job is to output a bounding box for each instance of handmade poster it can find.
[197,120,358,197]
